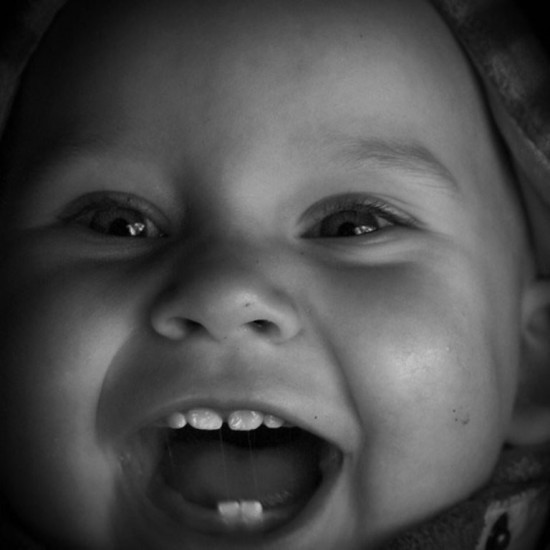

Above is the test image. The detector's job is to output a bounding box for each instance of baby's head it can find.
[1,0,549,548]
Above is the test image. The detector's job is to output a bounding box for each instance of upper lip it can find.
[97,342,360,456]
[142,392,354,455]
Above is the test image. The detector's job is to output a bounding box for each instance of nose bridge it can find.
[150,240,301,342]
[182,250,273,316]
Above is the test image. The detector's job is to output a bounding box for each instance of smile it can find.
[121,405,343,541]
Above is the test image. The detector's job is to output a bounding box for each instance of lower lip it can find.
[118,431,344,546]
[148,477,307,536]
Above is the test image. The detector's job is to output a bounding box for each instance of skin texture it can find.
[0,0,539,548]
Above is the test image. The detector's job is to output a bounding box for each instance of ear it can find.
[507,278,550,446]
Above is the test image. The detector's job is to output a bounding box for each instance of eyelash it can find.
[59,193,413,242]
[304,196,415,239]
[59,193,167,239]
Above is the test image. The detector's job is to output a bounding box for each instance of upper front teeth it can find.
[263,414,285,428]
[166,411,187,429]
[165,408,288,431]
[187,408,224,430]
[228,410,263,431]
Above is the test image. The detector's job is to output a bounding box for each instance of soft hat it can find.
[430,0,550,276]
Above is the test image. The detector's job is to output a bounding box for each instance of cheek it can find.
[312,264,506,517]
[316,262,503,414]
[336,270,502,443]
[0,254,134,543]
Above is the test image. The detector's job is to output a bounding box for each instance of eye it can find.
[86,206,163,238]
[303,196,412,239]
[314,206,391,237]
[60,193,167,238]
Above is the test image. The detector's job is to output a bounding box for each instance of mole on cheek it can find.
[452,408,470,426]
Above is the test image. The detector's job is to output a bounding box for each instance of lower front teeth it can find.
[217,500,264,527]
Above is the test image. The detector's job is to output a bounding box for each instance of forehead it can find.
[13,0,487,176]
[49,0,451,58]
[30,0,470,115]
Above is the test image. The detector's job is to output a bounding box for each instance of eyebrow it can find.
[334,136,459,192]
[19,134,160,189]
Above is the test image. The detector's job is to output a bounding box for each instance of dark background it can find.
[522,0,550,53]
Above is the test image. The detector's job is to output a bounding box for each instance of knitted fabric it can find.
[430,0,550,275]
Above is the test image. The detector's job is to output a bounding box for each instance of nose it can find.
[149,247,301,343]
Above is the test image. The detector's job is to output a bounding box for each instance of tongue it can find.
[161,433,322,508]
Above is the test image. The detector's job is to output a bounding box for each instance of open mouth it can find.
[123,407,343,540]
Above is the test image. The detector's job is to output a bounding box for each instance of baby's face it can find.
[0,0,531,548]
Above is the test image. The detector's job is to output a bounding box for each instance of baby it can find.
[0,0,549,548]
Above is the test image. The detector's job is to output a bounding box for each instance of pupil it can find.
[337,222,361,237]
[110,218,135,236]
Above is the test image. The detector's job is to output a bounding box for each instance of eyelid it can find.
[58,191,171,235]
[301,193,418,236]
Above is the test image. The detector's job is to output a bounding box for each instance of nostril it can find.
[246,318,296,342]
[250,319,272,332]
[248,319,282,338]
[156,318,204,340]
[185,319,202,331]
[151,286,301,342]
